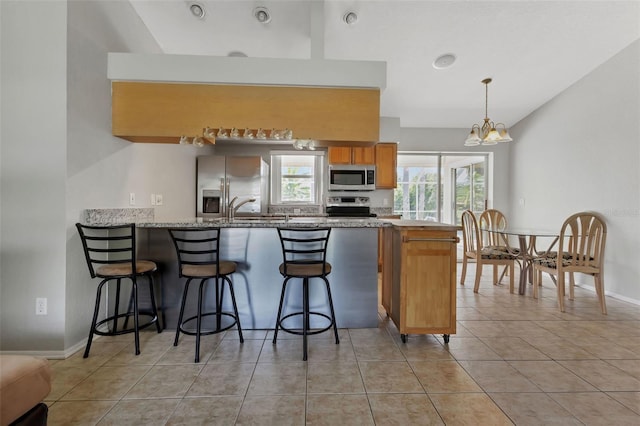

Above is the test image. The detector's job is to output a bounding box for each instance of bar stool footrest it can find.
[93,312,158,336]
[276,311,335,336]
[178,312,238,336]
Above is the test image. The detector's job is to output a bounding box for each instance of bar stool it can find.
[76,223,162,358]
[168,228,244,363]
[273,227,339,361]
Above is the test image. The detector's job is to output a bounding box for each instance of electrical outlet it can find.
[36,298,47,315]
[129,192,136,206]
[150,194,156,206]
[294,208,301,214]
[155,194,163,205]
[383,198,389,206]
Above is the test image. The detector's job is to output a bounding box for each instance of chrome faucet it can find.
[227,196,257,220]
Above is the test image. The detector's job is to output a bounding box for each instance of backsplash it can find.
[84,208,154,224]
[371,207,394,216]
[268,205,324,215]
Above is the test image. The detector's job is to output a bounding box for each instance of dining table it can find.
[481,228,559,295]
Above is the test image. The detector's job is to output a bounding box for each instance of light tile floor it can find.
[46,265,640,425]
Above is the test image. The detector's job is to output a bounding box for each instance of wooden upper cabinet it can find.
[352,147,376,164]
[328,146,375,165]
[375,142,398,189]
[327,147,354,164]
[111,82,380,144]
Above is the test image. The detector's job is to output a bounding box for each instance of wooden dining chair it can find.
[532,212,607,313]
[479,209,508,250]
[479,208,515,284]
[460,210,517,293]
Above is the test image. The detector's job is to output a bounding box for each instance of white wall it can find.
[508,39,640,302]
[1,0,68,352]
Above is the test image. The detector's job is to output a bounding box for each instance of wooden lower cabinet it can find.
[383,225,458,343]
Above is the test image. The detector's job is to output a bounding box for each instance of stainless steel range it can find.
[325,196,376,217]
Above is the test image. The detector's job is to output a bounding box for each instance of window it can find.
[270,152,324,205]
[394,153,489,224]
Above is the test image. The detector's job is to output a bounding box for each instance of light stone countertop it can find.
[82,208,459,229]
[126,216,390,228]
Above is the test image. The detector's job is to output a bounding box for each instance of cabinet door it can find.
[328,147,353,164]
[352,147,375,165]
[375,143,397,188]
[401,230,456,331]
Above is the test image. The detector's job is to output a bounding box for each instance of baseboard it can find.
[0,337,90,359]
[574,283,640,306]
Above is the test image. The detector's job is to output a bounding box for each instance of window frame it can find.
[270,151,325,206]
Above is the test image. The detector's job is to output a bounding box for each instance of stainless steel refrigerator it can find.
[196,156,269,218]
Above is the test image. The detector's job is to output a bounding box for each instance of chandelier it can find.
[464,78,512,146]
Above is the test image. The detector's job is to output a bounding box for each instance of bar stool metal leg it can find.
[84,278,108,358]
[302,278,310,361]
[195,278,206,363]
[147,275,162,334]
[132,278,140,356]
[113,279,122,332]
[272,277,291,344]
[174,278,193,347]
[225,276,244,343]
[323,277,340,344]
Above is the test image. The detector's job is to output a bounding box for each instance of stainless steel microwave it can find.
[328,165,376,191]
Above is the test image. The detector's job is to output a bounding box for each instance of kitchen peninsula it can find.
[123,215,382,330]
[84,210,460,338]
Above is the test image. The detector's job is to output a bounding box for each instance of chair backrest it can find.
[479,209,508,249]
[461,210,480,255]
[558,212,607,270]
[168,228,222,277]
[277,228,331,276]
[76,223,137,278]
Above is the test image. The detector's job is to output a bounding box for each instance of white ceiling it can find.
[129,0,640,129]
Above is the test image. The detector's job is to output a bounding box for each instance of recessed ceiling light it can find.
[254,7,271,24]
[343,11,358,25]
[433,53,457,70]
[188,2,206,19]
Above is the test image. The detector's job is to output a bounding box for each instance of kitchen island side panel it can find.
[138,227,379,329]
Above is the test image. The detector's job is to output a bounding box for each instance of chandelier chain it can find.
[485,82,489,120]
